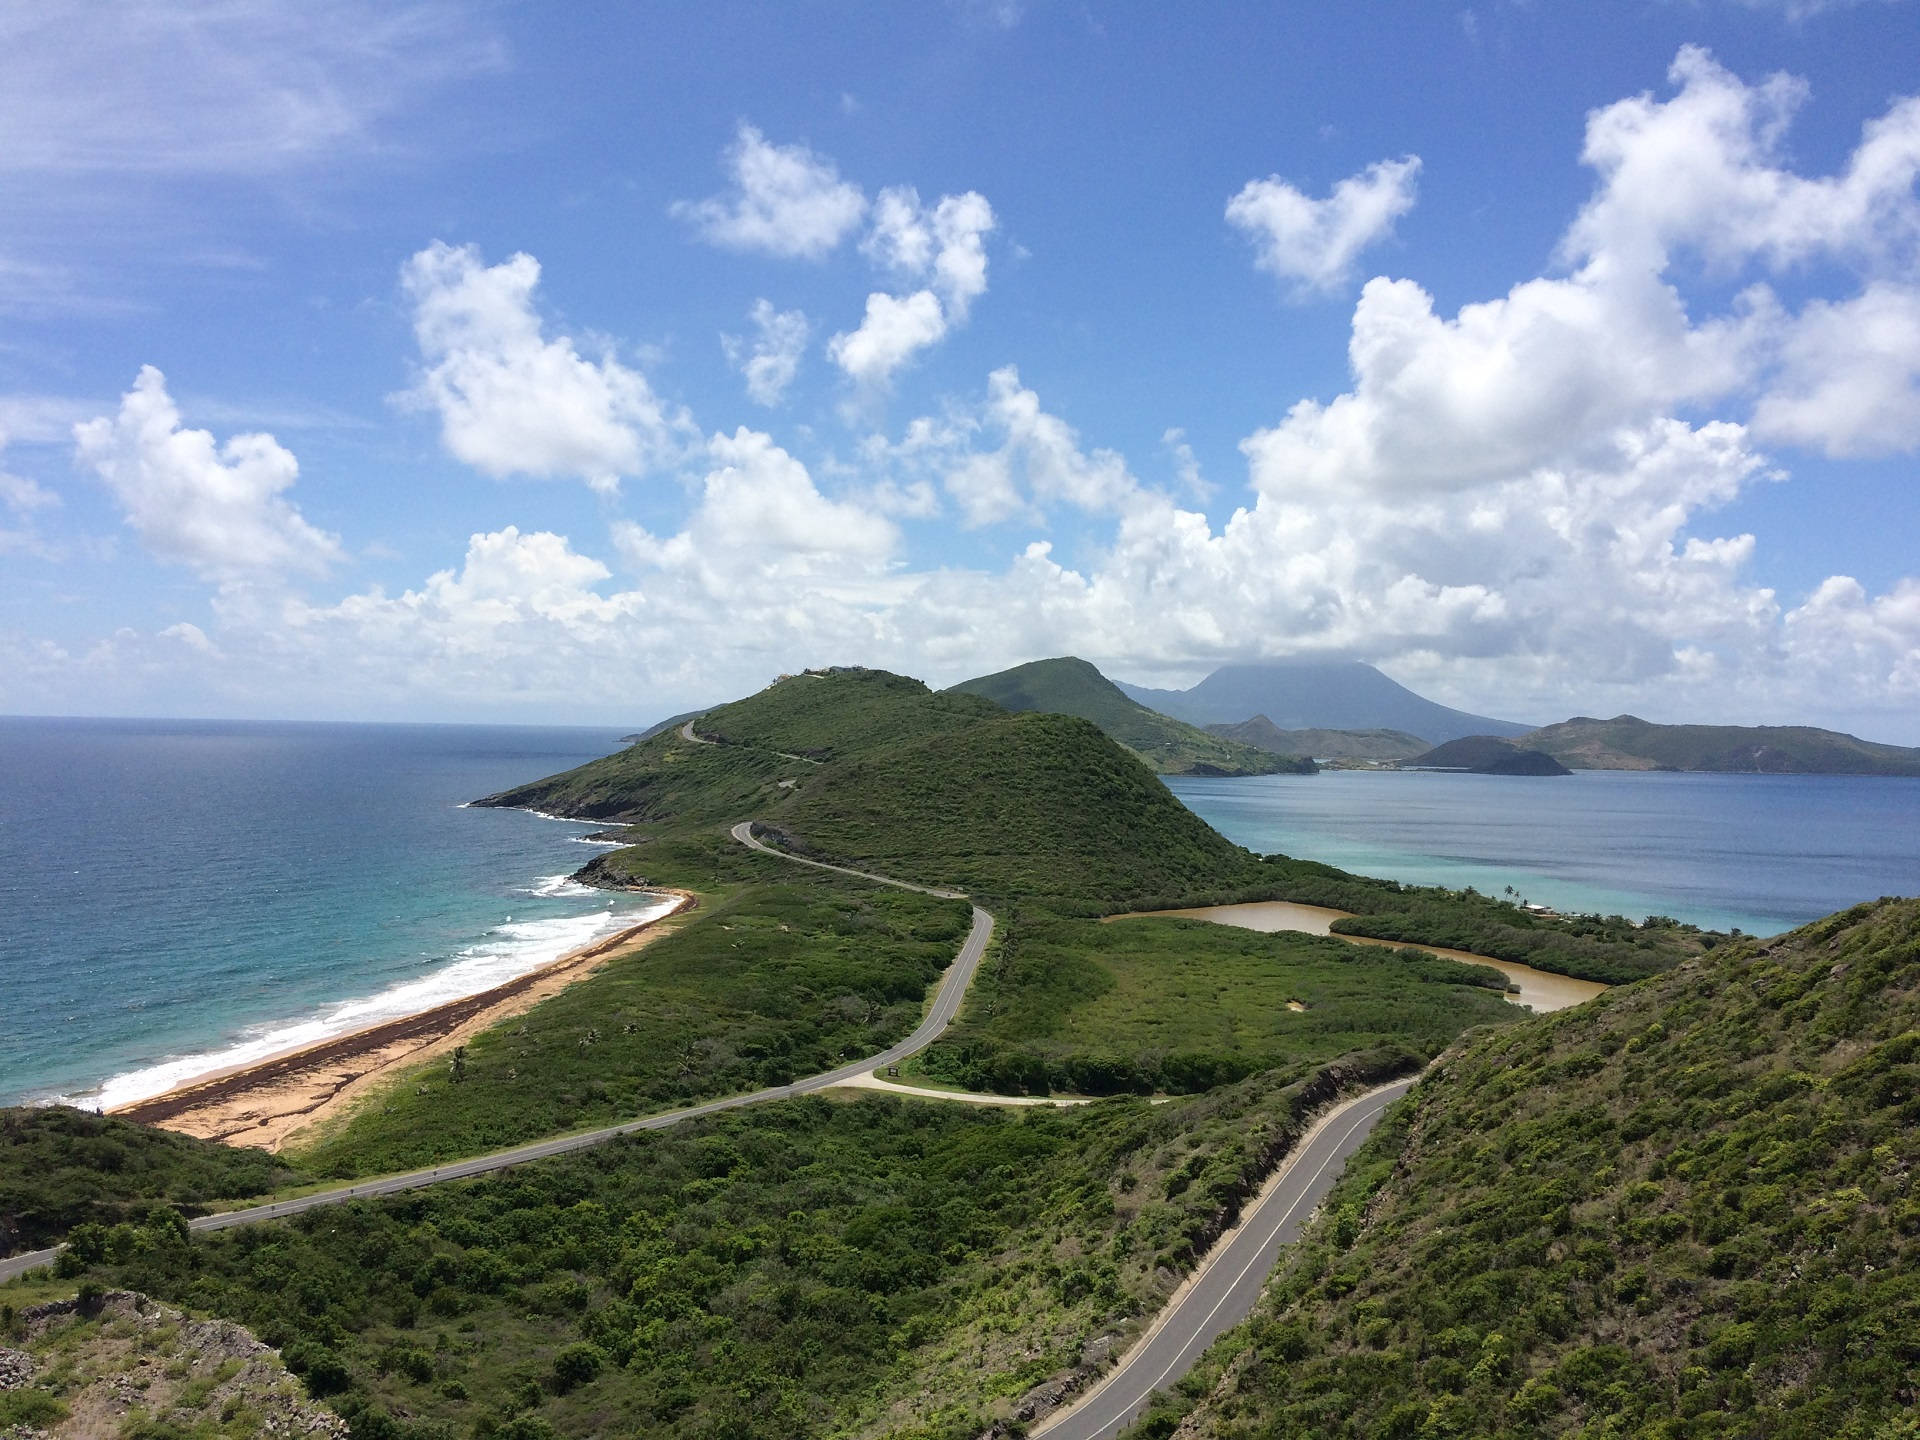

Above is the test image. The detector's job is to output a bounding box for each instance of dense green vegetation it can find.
[1205,718,1427,761]
[1523,713,1920,775]
[775,711,1262,904]
[915,911,1516,1096]
[0,1107,299,1258]
[473,722,807,823]
[698,667,1001,761]
[949,657,1311,777]
[292,860,969,1178]
[36,1056,1414,1440]
[1162,896,1920,1440]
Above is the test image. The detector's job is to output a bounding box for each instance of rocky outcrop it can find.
[3,1290,346,1439]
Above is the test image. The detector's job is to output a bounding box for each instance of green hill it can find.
[773,709,1263,903]
[1167,896,1920,1439]
[949,657,1312,776]
[1208,717,1428,761]
[1525,714,1920,775]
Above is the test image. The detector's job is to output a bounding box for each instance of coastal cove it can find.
[1167,768,1920,937]
[0,718,649,1109]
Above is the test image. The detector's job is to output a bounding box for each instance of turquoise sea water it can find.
[0,717,669,1109]
[1166,768,1920,937]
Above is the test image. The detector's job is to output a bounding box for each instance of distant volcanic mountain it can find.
[1117,661,1531,745]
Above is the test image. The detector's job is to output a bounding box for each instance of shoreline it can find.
[108,889,697,1152]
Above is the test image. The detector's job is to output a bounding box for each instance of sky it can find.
[3,1,1919,739]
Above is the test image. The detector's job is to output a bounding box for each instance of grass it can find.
[291,860,970,1177]
[914,911,1518,1096]
[1162,896,1920,1439]
[777,711,1262,905]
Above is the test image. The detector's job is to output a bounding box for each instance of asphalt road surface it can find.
[1033,1076,1417,1440]
[0,828,989,1283]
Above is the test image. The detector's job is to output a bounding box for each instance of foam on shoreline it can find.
[63,892,679,1114]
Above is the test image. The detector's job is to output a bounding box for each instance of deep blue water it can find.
[1167,768,1920,937]
[0,717,670,1108]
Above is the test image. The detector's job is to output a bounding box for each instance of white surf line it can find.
[0,827,994,1285]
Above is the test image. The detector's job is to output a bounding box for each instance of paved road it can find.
[0,833,990,1284]
[1033,1076,1416,1440]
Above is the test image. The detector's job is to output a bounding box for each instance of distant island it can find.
[1519,714,1920,776]
[1405,735,1572,775]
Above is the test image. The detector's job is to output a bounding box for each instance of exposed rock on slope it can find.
[1,1290,344,1439]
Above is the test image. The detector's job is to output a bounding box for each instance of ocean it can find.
[0,717,670,1109]
[1166,768,1920,937]
[5,721,1917,1110]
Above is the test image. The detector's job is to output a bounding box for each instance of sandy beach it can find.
[109,891,696,1152]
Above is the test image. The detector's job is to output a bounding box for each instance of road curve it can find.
[1,829,991,1285]
[1033,1076,1416,1440]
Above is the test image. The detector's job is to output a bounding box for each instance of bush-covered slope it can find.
[1525,714,1920,775]
[0,1107,301,1257]
[471,723,806,823]
[698,667,1001,761]
[774,711,1261,904]
[1170,896,1920,1440]
[949,657,1310,776]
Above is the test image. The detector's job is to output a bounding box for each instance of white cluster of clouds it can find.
[17,48,1920,737]
[675,123,998,395]
[398,242,692,493]
[1227,156,1421,297]
[72,367,341,583]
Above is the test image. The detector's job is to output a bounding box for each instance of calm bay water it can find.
[0,717,665,1109]
[1166,768,1920,937]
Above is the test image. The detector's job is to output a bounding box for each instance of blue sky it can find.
[3,1,1918,738]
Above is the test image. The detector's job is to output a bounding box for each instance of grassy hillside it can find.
[950,658,1311,776]
[474,669,1000,822]
[0,1107,301,1258]
[292,857,969,1177]
[699,667,1001,761]
[1163,896,1920,1440]
[773,711,1263,904]
[914,911,1516,1097]
[1208,718,1427,761]
[1526,714,1920,775]
[40,1057,1415,1440]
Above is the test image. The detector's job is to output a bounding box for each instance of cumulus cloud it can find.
[399,242,690,492]
[617,427,898,584]
[671,123,867,260]
[72,366,340,582]
[17,49,1920,738]
[832,187,997,386]
[1227,157,1421,297]
[723,299,810,406]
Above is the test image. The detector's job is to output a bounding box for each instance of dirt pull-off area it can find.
[0,1289,343,1439]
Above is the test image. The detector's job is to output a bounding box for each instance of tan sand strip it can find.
[109,891,696,1152]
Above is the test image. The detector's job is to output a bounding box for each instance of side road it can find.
[0,828,991,1284]
[1031,1076,1415,1440]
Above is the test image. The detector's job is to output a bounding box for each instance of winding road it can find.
[0,830,989,1285]
[3,821,1418,1439]
[1032,1076,1415,1439]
